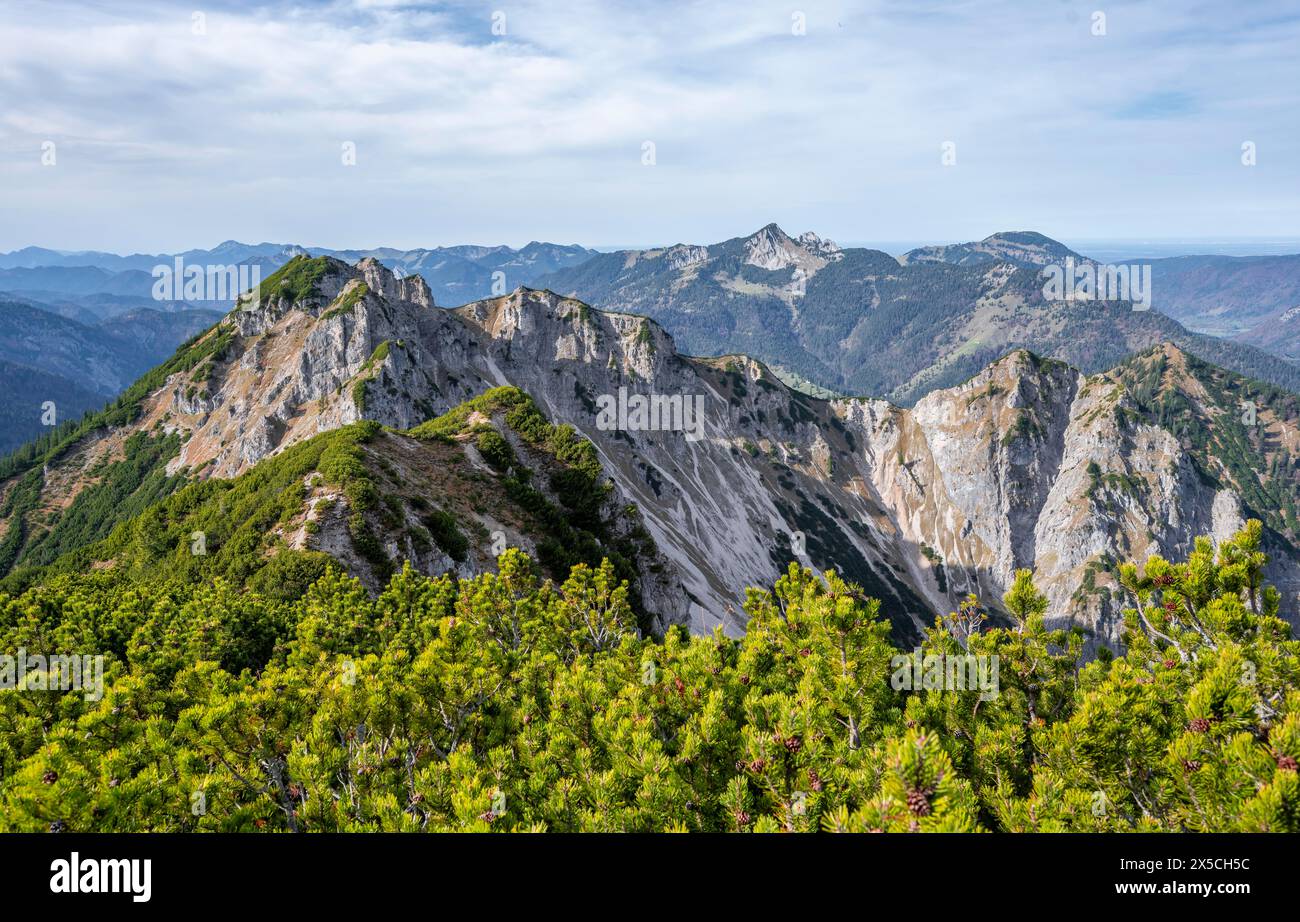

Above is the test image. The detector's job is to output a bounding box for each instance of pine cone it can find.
[48,820,66,833]
[1277,755,1299,772]
[42,770,58,785]
[479,810,496,823]
[1162,659,1177,669]
[906,787,932,816]
[736,810,751,827]
[1189,717,1213,733]
[1182,759,1202,773]
[808,770,823,792]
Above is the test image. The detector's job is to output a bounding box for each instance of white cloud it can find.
[0,0,1297,251]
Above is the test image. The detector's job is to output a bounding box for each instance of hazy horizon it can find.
[5,231,1300,263]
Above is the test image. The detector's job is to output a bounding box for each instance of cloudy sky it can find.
[1,0,1297,253]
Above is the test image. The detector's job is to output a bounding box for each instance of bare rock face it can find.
[48,256,1300,650]
[848,346,1300,652]
[662,245,709,270]
[795,231,843,261]
[743,224,834,273]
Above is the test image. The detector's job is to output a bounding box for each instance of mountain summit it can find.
[899,231,1084,268]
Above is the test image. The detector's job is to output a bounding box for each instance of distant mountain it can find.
[0,265,156,298]
[0,296,220,455]
[0,239,599,311]
[98,307,226,354]
[311,240,597,305]
[534,224,1300,405]
[905,242,1300,351]
[1238,305,1300,361]
[900,231,1082,268]
[0,289,201,322]
[0,297,221,395]
[0,358,107,455]
[1136,254,1300,339]
[5,255,1300,653]
[0,241,304,273]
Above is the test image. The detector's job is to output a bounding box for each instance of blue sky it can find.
[0,0,1297,252]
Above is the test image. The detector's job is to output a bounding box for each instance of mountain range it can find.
[5,254,1300,656]
[0,297,222,454]
[0,239,597,309]
[533,225,1300,404]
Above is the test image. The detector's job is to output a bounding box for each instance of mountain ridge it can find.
[4,254,1300,654]
[534,224,1300,404]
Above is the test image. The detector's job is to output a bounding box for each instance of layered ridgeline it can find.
[3,254,1300,652]
[0,296,223,454]
[0,239,596,310]
[534,225,1300,404]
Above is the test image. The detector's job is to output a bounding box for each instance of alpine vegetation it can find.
[0,649,103,701]
[0,524,1296,832]
[890,650,1000,701]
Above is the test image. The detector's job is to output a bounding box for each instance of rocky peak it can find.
[743,223,836,273]
[356,256,436,308]
[796,231,843,261]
